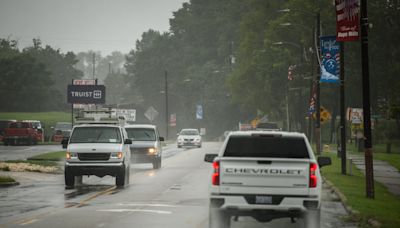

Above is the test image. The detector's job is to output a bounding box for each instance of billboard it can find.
[335,0,360,42]
[320,36,340,83]
[67,85,105,104]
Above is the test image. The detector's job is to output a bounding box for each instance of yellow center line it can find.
[19,219,39,226]
[2,186,117,226]
[77,186,117,206]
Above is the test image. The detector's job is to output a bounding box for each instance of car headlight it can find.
[66,152,77,160]
[148,147,157,154]
[111,152,123,159]
[178,138,183,142]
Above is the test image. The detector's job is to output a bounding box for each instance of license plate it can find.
[255,196,272,204]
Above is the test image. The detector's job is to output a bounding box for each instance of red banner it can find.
[335,0,360,42]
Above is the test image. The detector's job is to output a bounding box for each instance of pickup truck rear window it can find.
[224,136,309,158]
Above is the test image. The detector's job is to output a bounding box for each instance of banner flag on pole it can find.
[320,36,340,83]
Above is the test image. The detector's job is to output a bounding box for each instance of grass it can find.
[321,151,400,228]
[0,175,15,183]
[27,151,66,161]
[0,112,71,139]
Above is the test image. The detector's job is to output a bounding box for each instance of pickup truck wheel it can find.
[116,167,126,187]
[304,208,321,228]
[209,208,231,228]
[65,172,75,189]
[4,140,8,146]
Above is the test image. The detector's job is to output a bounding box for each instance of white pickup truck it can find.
[204,131,331,228]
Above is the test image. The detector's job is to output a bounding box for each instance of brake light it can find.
[212,161,220,186]
[309,163,317,188]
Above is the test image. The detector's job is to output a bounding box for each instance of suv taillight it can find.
[309,163,317,188]
[212,161,220,185]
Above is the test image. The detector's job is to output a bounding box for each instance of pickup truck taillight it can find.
[309,163,317,188]
[212,161,220,185]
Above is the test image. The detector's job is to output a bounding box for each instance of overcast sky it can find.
[0,0,187,55]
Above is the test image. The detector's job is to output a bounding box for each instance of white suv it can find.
[177,128,202,148]
[63,124,132,188]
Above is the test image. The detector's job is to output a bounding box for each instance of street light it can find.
[277,8,322,154]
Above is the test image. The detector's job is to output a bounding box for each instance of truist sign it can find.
[67,85,106,104]
[335,0,360,42]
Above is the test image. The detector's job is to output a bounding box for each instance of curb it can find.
[0,181,20,187]
[323,176,382,227]
[323,177,357,214]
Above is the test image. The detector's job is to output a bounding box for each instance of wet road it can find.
[0,145,65,161]
[0,142,356,228]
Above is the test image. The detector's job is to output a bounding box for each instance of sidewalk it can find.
[348,155,400,196]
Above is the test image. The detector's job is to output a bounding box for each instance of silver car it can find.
[125,124,164,169]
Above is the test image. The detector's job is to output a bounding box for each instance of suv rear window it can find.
[224,135,309,158]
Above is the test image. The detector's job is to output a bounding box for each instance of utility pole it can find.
[92,53,96,80]
[360,0,374,199]
[165,71,169,140]
[340,42,346,175]
[315,12,322,155]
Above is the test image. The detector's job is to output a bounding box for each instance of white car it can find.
[177,128,202,148]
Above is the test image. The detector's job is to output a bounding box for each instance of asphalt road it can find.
[0,142,356,228]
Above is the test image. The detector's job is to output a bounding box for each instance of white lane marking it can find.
[19,219,39,225]
[116,203,179,208]
[97,209,172,214]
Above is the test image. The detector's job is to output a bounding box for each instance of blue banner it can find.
[320,36,340,83]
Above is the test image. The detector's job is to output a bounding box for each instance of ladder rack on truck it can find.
[75,109,126,126]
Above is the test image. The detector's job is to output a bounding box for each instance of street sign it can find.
[145,106,159,122]
[112,109,136,122]
[67,85,105,104]
[196,105,203,120]
[313,106,331,123]
[170,113,176,127]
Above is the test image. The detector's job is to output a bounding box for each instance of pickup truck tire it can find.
[209,208,231,228]
[116,166,126,187]
[65,172,75,189]
[3,140,8,146]
[304,209,321,228]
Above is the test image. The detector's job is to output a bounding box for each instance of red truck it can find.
[3,122,40,146]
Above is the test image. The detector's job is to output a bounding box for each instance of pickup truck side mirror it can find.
[61,138,69,149]
[317,156,332,168]
[159,136,165,141]
[204,154,218,163]
[124,138,132,144]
